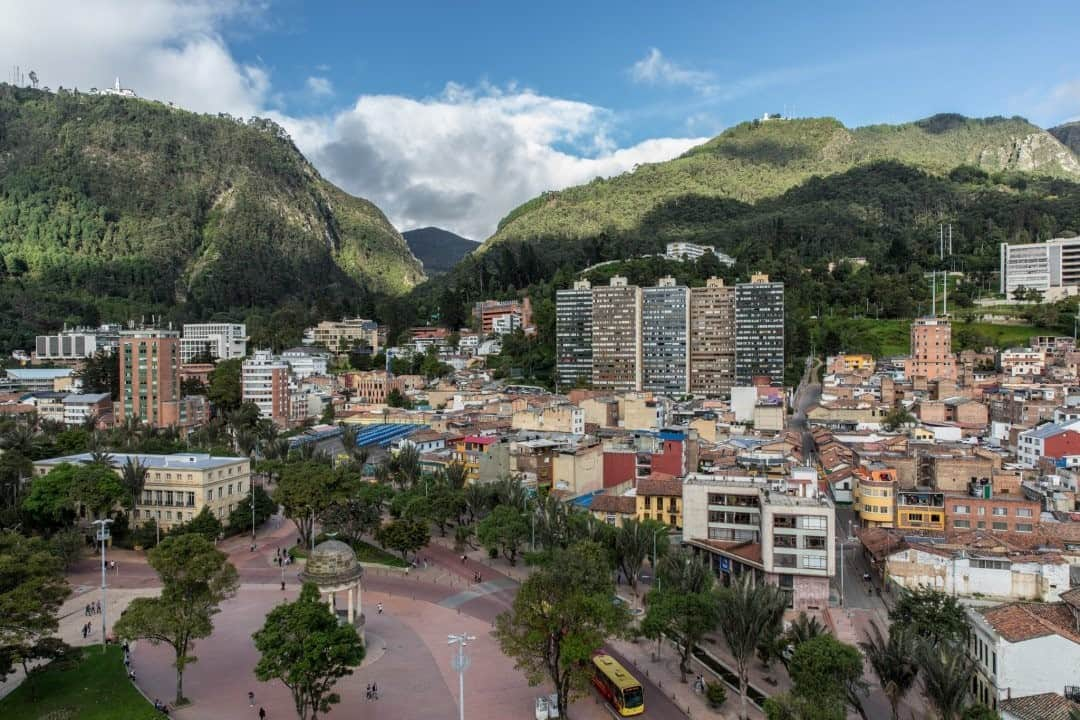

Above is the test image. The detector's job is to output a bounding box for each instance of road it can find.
[69,516,690,720]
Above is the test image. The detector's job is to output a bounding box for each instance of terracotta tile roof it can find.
[1000,692,1080,720]
[856,527,905,561]
[589,495,637,515]
[979,602,1080,644]
[637,473,682,497]
[686,539,764,567]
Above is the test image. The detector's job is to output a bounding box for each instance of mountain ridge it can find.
[402,226,477,276]
[485,114,1080,248]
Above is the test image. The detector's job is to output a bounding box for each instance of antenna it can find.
[932,271,937,317]
[943,269,948,317]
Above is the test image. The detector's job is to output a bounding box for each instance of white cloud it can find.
[1,3,706,240]
[280,85,706,240]
[1036,80,1080,124]
[306,76,333,97]
[630,48,715,93]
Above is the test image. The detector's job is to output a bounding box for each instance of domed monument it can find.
[300,538,365,641]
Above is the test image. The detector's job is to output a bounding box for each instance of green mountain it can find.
[0,84,423,348]
[402,226,477,275]
[1051,121,1080,155]
[487,114,1080,247]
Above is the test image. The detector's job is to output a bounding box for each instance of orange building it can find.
[905,318,957,381]
[116,330,184,428]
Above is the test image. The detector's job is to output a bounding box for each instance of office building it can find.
[999,237,1080,296]
[556,280,593,390]
[242,349,291,426]
[665,242,735,266]
[303,318,384,353]
[35,325,122,362]
[473,299,533,335]
[905,318,957,381]
[116,330,184,428]
[683,474,835,610]
[281,347,330,380]
[591,276,642,392]
[179,323,247,364]
[33,452,251,531]
[3,368,76,393]
[690,277,736,397]
[641,277,690,394]
[735,274,785,387]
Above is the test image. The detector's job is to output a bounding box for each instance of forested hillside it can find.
[403,227,477,275]
[0,84,423,349]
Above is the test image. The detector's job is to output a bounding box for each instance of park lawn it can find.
[0,645,158,720]
[353,539,409,568]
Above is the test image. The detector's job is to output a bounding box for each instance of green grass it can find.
[353,539,409,568]
[0,646,158,720]
[835,318,1055,356]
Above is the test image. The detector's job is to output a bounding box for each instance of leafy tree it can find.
[22,462,124,529]
[113,533,239,705]
[253,582,365,720]
[0,532,71,681]
[477,504,529,565]
[882,406,916,431]
[641,548,720,682]
[494,541,631,718]
[319,483,393,542]
[786,634,868,720]
[777,612,827,669]
[889,586,969,645]
[391,446,421,490]
[169,506,224,542]
[445,461,469,490]
[426,480,465,537]
[374,519,429,561]
[275,461,345,547]
[386,388,413,409]
[226,485,277,536]
[76,350,119,398]
[48,528,85,570]
[717,574,787,720]
[918,641,975,720]
[960,705,1001,720]
[119,456,148,511]
[613,518,668,594]
[207,358,243,412]
[859,622,919,720]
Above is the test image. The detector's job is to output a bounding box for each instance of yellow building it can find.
[853,467,896,528]
[635,472,683,529]
[553,442,603,496]
[589,495,638,527]
[452,435,510,484]
[33,452,251,532]
[833,354,875,372]
[894,488,946,532]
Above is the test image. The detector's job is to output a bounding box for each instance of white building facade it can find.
[180,323,247,364]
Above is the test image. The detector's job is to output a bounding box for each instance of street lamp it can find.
[448,632,476,720]
[652,526,666,592]
[92,518,113,651]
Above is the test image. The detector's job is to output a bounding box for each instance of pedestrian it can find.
[281,580,286,592]
[461,554,466,563]
[259,708,266,720]
[128,669,136,681]
[372,681,378,699]
[377,602,383,615]
[366,683,372,700]
[248,690,255,707]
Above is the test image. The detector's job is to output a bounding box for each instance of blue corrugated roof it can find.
[354,424,426,448]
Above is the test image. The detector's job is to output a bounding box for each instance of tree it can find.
[169,506,224,542]
[391,446,421,490]
[49,528,85,570]
[889,586,968,645]
[641,549,720,682]
[786,634,867,720]
[882,406,915,431]
[275,461,343,547]
[859,622,919,720]
[427,480,464,537]
[919,641,975,720]
[374,519,429,561]
[778,612,827,668]
[961,705,1001,720]
[207,358,243,412]
[253,582,365,720]
[76,350,119,398]
[120,457,148,511]
[445,461,469,490]
[0,532,71,682]
[319,483,392,542]
[386,388,412,409]
[22,462,125,530]
[494,541,631,718]
[114,533,239,705]
[613,518,667,594]
[477,504,529,565]
[716,574,786,720]
[226,485,278,535]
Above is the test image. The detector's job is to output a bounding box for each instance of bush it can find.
[705,681,727,708]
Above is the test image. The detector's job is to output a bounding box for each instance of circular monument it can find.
[299,538,365,641]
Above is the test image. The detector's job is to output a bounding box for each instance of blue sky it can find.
[4,1,1080,238]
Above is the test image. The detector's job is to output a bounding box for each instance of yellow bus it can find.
[591,652,644,716]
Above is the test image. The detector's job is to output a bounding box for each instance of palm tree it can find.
[120,457,149,511]
[919,641,974,720]
[393,445,421,489]
[445,461,469,490]
[234,428,257,457]
[613,518,655,594]
[859,622,919,720]
[0,422,35,456]
[462,481,489,524]
[262,437,291,461]
[774,611,827,669]
[716,574,786,720]
[88,449,114,466]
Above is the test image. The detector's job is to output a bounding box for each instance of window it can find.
[774,534,797,549]
[1016,523,1034,533]
[773,553,797,568]
[802,555,827,570]
[992,521,1008,531]
[644,497,651,509]
[669,514,677,526]
[805,535,826,550]
[953,505,969,514]
[800,516,827,530]
[954,520,971,529]
[1016,508,1032,517]
[992,507,1007,517]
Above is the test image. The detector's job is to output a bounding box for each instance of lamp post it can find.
[838,536,845,607]
[92,518,113,651]
[251,491,256,542]
[652,527,665,592]
[448,632,476,720]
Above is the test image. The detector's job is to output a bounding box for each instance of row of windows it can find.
[773,553,827,570]
[773,534,827,550]
[952,504,1033,517]
[952,519,1033,532]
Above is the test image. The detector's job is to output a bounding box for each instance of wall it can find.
[651,440,684,477]
[603,451,637,488]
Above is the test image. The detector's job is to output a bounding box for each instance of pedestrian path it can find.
[437,578,518,609]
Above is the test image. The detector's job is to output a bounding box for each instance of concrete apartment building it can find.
[591,276,642,392]
[905,317,957,381]
[734,274,785,387]
[1000,237,1080,296]
[690,278,736,397]
[33,452,251,530]
[242,349,291,426]
[179,323,247,364]
[340,369,404,404]
[473,299,532,335]
[116,330,186,429]
[967,594,1080,712]
[511,404,585,434]
[641,277,690,395]
[683,474,835,610]
[304,318,383,352]
[556,280,594,390]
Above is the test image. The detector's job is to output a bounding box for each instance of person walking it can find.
[258,708,266,720]
[248,690,255,707]
[377,602,383,615]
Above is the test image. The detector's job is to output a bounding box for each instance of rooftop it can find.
[978,602,1080,644]
[6,368,74,379]
[999,693,1080,720]
[35,452,246,471]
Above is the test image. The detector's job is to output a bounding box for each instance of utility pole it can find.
[448,633,476,720]
[92,518,113,651]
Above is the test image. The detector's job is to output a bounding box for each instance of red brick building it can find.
[944,493,1041,534]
